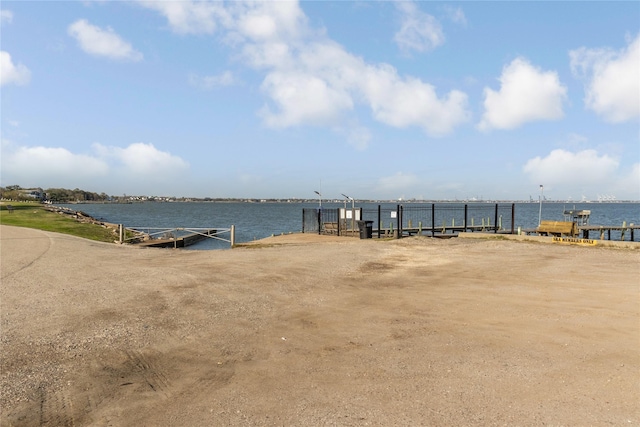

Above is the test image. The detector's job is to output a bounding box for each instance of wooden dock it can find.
[522,224,639,242]
[578,224,638,241]
[374,224,501,238]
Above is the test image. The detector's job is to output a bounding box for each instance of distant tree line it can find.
[0,185,110,203]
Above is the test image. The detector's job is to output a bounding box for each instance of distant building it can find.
[21,188,45,200]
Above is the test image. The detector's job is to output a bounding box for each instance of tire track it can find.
[123,350,171,398]
[1,227,54,280]
[37,383,75,427]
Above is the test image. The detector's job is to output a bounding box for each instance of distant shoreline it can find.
[58,199,640,204]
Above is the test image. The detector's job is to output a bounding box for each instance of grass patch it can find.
[0,202,117,243]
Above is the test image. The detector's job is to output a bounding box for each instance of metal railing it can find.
[118,225,235,247]
[304,203,516,238]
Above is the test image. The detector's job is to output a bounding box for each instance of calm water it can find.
[58,201,640,249]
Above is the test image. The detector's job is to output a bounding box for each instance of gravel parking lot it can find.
[1,225,638,426]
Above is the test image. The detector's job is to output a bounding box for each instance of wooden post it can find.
[631,223,635,242]
[494,203,499,234]
[600,226,605,240]
[620,221,626,241]
[230,225,235,247]
[119,224,124,244]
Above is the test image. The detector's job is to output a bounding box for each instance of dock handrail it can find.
[119,225,235,247]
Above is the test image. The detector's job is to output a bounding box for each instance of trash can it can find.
[358,220,373,239]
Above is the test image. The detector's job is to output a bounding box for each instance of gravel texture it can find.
[1,225,639,426]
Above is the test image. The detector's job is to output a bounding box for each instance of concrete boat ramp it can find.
[134,228,218,248]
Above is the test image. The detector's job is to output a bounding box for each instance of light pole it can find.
[314,190,322,210]
[538,185,544,226]
[341,193,355,232]
[341,193,355,210]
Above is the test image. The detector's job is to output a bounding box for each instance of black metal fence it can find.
[304,203,516,238]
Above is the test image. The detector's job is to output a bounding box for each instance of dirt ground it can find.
[1,224,639,426]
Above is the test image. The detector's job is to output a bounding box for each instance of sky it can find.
[1,1,639,201]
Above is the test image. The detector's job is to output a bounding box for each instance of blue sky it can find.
[1,1,638,201]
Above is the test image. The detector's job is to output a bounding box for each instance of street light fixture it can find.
[314,190,322,210]
[341,193,354,210]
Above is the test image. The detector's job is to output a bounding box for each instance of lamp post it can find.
[341,193,355,210]
[538,185,544,226]
[314,190,322,210]
[341,193,355,232]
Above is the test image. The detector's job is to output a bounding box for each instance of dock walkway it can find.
[521,224,639,242]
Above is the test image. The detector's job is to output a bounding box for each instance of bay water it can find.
[58,202,639,250]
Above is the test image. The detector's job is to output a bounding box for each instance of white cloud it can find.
[0,51,31,86]
[93,142,189,175]
[136,0,226,35]
[479,58,567,131]
[522,148,621,197]
[1,10,13,24]
[344,125,371,151]
[1,140,189,193]
[570,34,640,123]
[1,139,109,187]
[362,67,470,135]
[68,19,143,61]
[259,71,354,128]
[378,171,419,194]
[189,71,237,89]
[233,1,308,42]
[139,0,469,139]
[444,6,467,27]
[615,163,640,199]
[394,1,445,53]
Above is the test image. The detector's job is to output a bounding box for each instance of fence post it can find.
[494,203,499,233]
[377,204,381,238]
[511,203,515,235]
[398,205,403,239]
[119,224,124,244]
[317,209,321,235]
[230,225,235,247]
[464,204,468,232]
[431,203,435,237]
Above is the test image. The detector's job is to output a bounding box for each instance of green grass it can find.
[0,202,118,243]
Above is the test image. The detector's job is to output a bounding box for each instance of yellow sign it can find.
[552,237,597,246]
